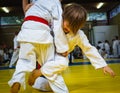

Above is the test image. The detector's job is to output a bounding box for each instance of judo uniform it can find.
[33,30,108,91]
[112,39,119,58]
[8,0,69,93]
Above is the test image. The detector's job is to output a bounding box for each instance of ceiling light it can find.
[2,7,9,13]
[96,2,104,9]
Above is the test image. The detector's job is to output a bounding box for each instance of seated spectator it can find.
[73,45,83,59]
[0,45,4,65]
[3,50,10,65]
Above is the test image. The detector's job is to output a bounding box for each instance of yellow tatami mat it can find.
[0,63,120,93]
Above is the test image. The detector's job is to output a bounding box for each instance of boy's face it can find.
[63,20,72,35]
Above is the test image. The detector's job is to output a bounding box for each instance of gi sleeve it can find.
[51,1,69,53]
[77,30,107,69]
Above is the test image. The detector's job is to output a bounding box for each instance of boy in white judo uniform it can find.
[30,3,115,92]
[8,0,69,93]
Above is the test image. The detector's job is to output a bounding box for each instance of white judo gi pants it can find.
[33,52,69,92]
[32,76,52,92]
[8,42,69,93]
[9,48,19,68]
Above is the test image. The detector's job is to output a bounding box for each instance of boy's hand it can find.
[58,51,68,57]
[103,66,116,78]
[28,69,42,86]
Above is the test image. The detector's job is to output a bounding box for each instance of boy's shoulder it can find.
[77,29,84,35]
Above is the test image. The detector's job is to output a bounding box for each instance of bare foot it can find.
[28,69,42,86]
[10,82,21,93]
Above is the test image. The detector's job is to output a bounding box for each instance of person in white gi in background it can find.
[30,3,115,92]
[8,0,69,93]
[9,31,20,68]
[97,41,105,50]
[118,37,120,58]
[112,36,119,58]
[104,40,110,58]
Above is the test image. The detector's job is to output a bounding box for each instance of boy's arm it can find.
[52,7,69,54]
[77,30,115,77]
[22,0,29,13]
[77,30,107,69]
[22,0,33,13]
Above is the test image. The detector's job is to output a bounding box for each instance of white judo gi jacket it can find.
[17,0,69,53]
[67,30,107,69]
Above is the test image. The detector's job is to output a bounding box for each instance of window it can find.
[1,16,24,25]
[110,4,120,18]
[87,12,107,21]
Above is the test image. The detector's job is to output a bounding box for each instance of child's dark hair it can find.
[63,3,87,34]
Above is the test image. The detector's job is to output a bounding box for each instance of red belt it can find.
[24,16,49,26]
